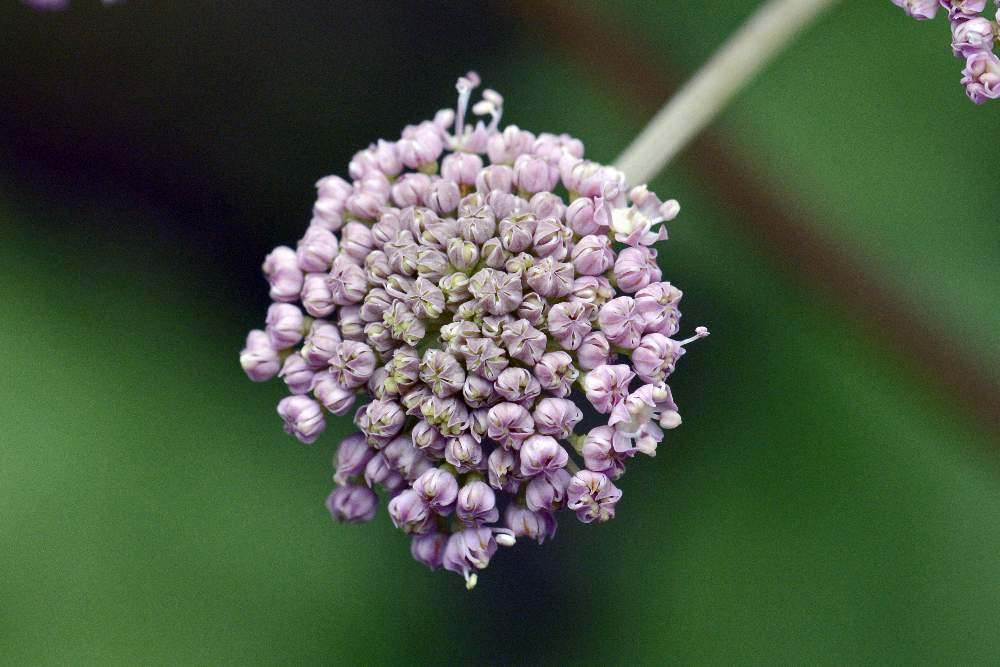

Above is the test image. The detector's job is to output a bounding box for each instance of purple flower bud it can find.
[356,398,406,444]
[525,468,571,511]
[399,123,444,169]
[632,333,685,383]
[279,353,315,394]
[486,191,525,220]
[517,292,547,327]
[488,447,521,493]
[413,467,459,514]
[890,0,939,19]
[388,489,432,534]
[364,452,405,491]
[311,370,356,415]
[498,215,535,253]
[345,189,385,221]
[486,402,535,449]
[336,305,364,341]
[383,301,426,347]
[277,395,326,444]
[519,434,569,477]
[326,484,378,523]
[401,384,433,417]
[505,252,535,276]
[380,434,429,482]
[962,51,1000,104]
[392,173,433,207]
[446,238,479,272]
[263,246,303,303]
[411,532,448,570]
[547,301,593,350]
[532,217,570,260]
[532,397,583,439]
[296,225,339,272]
[581,425,628,479]
[441,152,483,185]
[364,250,391,286]
[475,164,514,194]
[614,245,661,294]
[329,340,376,389]
[567,470,621,523]
[461,337,509,381]
[576,331,613,370]
[504,505,557,544]
[598,296,643,349]
[443,527,497,588]
[300,272,336,317]
[480,237,510,269]
[494,367,541,407]
[529,191,567,220]
[334,433,375,484]
[421,396,471,436]
[425,178,461,215]
[420,349,466,398]
[445,434,484,472]
[525,257,574,299]
[635,281,682,336]
[500,319,547,365]
[462,374,497,408]
[952,16,995,57]
[533,351,579,398]
[571,234,614,276]
[564,197,602,236]
[469,408,490,443]
[360,288,393,323]
[411,419,447,457]
[240,329,280,382]
[363,322,395,355]
[265,303,305,349]
[457,480,499,525]
[340,222,374,263]
[487,125,535,164]
[583,364,635,414]
[459,204,497,245]
[327,256,368,305]
[513,154,558,193]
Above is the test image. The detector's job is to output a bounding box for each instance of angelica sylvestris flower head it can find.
[239,73,709,588]
[890,0,1000,103]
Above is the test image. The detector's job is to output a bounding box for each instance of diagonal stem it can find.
[615,0,838,184]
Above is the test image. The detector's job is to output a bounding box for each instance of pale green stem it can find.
[614,0,838,184]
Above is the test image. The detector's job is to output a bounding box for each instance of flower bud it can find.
[265,302,305,349]
[277,395,326,444]
[571,234,614,276]
[486,402,535,450]
[534,351,578,398]
[334,433,375,484]
[240,329,280,382]
[388,489,432,534]
[576,331,613,370]
[583,364,635,414]
[279,352,314,394]
[519,435,569,477]
[532,397,583,439]
[326,484,378,523]
[457,480,499,525]
[504,505,557,544]
[494,367,541,407]
[441,152,483,185]
[547,301,593,350]
[525,468,571,512]
[301,272,336,317]
[475,164,514,194]
[411,532,448,570]
[329,340,376,389]
[488,447,521,493]
[263,246,303,303]
[413,467,459,514]
[445,434,484,472]
[296,225,339,272]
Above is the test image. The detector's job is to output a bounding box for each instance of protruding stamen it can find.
[454,71,480,139]
[465,571,478,590]
[678,326,710,347]
[493,528,516,547]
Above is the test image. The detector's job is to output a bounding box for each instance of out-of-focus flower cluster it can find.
[891,0,1000,103]
[240,73,707,588]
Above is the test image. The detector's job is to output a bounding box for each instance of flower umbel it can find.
[240,74,709,588]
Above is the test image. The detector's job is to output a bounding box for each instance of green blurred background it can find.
[3,1,999,664]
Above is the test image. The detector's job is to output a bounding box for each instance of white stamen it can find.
[465,572,478,590]
[678,327,710,347]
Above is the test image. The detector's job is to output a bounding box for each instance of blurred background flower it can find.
[2,0,999,663]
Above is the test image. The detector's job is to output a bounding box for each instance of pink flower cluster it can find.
[891,0,1000,103]
[239,74,708,588]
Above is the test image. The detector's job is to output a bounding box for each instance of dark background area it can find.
[3,1,1000,664]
